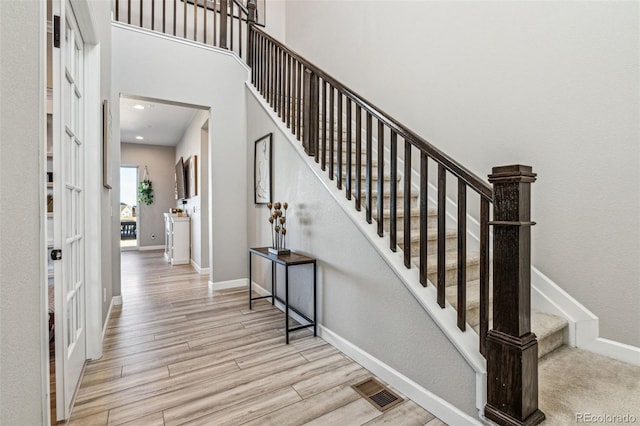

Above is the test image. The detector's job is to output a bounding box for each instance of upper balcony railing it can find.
[114,0,256,60]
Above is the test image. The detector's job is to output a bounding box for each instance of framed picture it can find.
[102,99,112,189]
[188,155,197,198]
[254,133,272,204]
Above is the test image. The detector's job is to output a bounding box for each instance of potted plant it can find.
[138,166,154,205]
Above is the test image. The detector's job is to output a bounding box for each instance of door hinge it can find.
[51,249,62,261]
[53,15,61,48]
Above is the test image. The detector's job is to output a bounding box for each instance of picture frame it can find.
[188,155,198,198]
[254,133,272,204]
[102,99,112,189]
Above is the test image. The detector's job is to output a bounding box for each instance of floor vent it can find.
[352,378,404,412]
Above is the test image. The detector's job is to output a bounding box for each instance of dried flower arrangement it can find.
[267,201,290,255]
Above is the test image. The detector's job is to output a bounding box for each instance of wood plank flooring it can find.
[68,250,444,425]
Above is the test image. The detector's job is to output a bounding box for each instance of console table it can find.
[248,247,317,344]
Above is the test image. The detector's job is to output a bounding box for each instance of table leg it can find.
[249,253,252,310]
[285,265,290,344]
[271,261,275,305]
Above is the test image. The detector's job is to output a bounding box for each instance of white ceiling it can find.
[119,97,201,146]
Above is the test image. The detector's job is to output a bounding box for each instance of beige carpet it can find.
[539,346,640,425]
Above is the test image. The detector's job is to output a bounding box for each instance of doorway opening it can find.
[120,166,139,250]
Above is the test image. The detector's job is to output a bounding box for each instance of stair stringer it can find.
[247,83,489,417]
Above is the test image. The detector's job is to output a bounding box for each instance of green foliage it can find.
[138,179,154,205]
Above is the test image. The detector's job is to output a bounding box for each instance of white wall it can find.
[175,110,210,270]
[88,0,115,326]
[246,90,478,417]
[0,2,47,423]
[121,143,177,247]
[112,24,249,296]
[284,1,640,347]
[263,0,286,42]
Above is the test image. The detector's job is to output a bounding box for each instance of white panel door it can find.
[53,0,86,419]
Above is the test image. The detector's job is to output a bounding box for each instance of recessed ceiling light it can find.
[136,136,144,140]
[133,104,145,110]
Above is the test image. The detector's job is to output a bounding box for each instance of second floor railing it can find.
[114,0,255,60]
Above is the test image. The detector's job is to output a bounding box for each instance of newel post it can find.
[246,1,256,70]
[302,68,318,156]
[485,165,545,426]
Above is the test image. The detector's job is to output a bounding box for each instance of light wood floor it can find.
[68,250,446,425]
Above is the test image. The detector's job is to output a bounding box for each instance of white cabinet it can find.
[164,214,190,265]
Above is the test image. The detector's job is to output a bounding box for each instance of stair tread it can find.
[397,228,457,243]
[411,250,481,272]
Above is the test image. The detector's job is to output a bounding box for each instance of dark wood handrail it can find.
[250,25,493,201]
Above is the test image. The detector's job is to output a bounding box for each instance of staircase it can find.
[323,128,569,362]
[248,22,558,424]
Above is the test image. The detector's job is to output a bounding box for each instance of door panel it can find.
[53,0,86,419]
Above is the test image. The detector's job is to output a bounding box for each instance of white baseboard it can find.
[101,295,122,344]
[191,260,210,274]
[138,245,164,251]
[318,325,482,426]
[208,278,248,291]
[530,267,640,365]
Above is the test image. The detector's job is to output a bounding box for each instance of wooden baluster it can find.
[230,2,234,51]
[297,62,302,141]
[345,98,352,200]
[419,152,428,286]
[479,197,489,356]
[212,0,216,45]
[239,8,243,59]
[173,0,176,35]
[151,0,155,30]
[329,87,335,180]
[183,0,187,36]
[162,0,166,34]
[485,165,544,426]
[274,44,278,111]
[128,0,131,24]
[140,0,143,27]
[116,0,120,21]
[291,59,297,135]
[193,0,197,40]
[314,77,320,164]
[355,105,362,211]
[457,181,467,330]
[219,0,228,49]
[389,131,397,252]
[203,0,206,44]
[365,112,372,224]
[376,121,384,236]
[270,43,275,110]
[256,34,261,91]
[275,48,280,115]
[279,49,284,118]
[320,82,327,169]
[302,69,318,156]
[337,92,343,189]
[403,141,412,268]
[287,55,292,129]
[437,164,446,307]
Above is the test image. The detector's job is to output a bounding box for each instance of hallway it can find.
[68,251,444,425]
